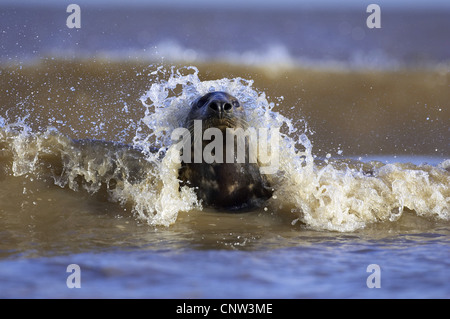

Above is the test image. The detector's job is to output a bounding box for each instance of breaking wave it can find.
[1,66,449,231]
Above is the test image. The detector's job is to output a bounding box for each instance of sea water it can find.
[0,4,449,298]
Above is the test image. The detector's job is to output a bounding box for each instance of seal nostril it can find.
[209,102,219,111]
[223,103,232,112]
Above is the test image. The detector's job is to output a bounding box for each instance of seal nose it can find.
[208,99,233,114]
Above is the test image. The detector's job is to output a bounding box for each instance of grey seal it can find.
[178,91,272,211]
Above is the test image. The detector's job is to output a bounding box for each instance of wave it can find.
[87,41,409,71]
[31,40,449,72]
[1,66,449,231]
[2,6,450,72]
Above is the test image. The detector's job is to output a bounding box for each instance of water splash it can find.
[111,66,450,230]
[0,67,448,231]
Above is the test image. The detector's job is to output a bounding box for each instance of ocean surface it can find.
[0,4,449,299]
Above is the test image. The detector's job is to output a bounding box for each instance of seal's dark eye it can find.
[232,100,240,108]
[196,96,209,108]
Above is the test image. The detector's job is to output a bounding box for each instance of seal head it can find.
[178,91,272,211]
